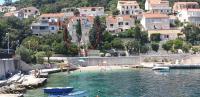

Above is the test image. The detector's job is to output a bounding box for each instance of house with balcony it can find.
[141,13,170,30]
[177,9,200,27]
[0,5,16,13]
[117,1,143,16]
[173,2,199,13]
[31,13,66,35]
[147,29,184,41]
[106,15,135,33]
[145,0,172,14]
[78,7,104,16]
[67,16,94,44]
[14,7,40,19]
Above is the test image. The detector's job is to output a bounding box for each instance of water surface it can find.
[25,69,200,97]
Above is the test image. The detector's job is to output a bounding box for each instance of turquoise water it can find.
[25,69,200,97]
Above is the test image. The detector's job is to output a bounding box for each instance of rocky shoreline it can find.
[0,67,77,97]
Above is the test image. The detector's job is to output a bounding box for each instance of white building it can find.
[117,1,143,16]
[141,13,170,30]
[31,13,66,35]
[145,0,172,14]
[0,6,16,12]
[177,9,200,27]
[67,16,94,44]
[78,7,104,16]
[106,15,135,33]
[147,29,184,41]
[14,7,40,19]
[173,2,199,13]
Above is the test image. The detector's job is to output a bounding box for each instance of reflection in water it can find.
[25,69,200,97]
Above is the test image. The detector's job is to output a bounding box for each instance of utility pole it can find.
[6,32,10,54]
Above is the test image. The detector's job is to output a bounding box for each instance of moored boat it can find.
[48,90,88,97]
[152,66,170,71]
[43,87,74,94]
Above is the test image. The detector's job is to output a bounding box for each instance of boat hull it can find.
[152,67,170,72]
[44,87,74,95]
[48,91,88,97]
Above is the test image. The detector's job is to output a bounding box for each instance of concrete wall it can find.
[0,59,32,80]
[0,59,16,79]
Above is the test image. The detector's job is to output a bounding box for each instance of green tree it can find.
[182,43,192,53]
[112,9,120,15]
[35,51,45,64]
[162,43,171,53]
[103,32,113,42]
[89,16,105,49]
[43,46,53,63]
[103,41,112,50]
[150,33,161,42]
[21,36,40,51]
[182,25,200,45]
[76,19,82,43]
[68,44,79,56]
[126,40,140,55]
[111,38,124,50]
[151,42,159,52]
[15,46,34,63]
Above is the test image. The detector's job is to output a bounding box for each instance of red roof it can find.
[40,13,65,18]
[143,13,169,18]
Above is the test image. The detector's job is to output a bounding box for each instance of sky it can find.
[0,0,19,5]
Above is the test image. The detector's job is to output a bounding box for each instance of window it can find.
[51,27,55,30]
[122,11,124,15]
[126,11,129,14]
[125,22,129,25]
[118,22,123,25]
[29,10,31,12]
[40,26,47,30]
[127,6,128,9]
[110,24,114,27]
[135,6,137,9]
[25,9,27,12]
[91,8,96,11]
[122,6,125,8]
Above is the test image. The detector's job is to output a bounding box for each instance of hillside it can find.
[14,0,146,13]
[14,0,200,13]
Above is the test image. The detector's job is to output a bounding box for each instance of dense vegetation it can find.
[14,0,200,13]
[0,17,32,49]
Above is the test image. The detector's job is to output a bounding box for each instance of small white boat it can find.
[152,66,170,71]
[48,90,88,97]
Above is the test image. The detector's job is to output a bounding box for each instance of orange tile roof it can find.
[149,0,169,5]
[40,13,65,18]
[174,2,199,5]
[118,1,139,5]
[106,15,132,23]
[143,13,169,18]
[106,16,117,23]
[69,16,95,24]
[4,12,14,17]
[185,8,200,12]
[79,7,103,9]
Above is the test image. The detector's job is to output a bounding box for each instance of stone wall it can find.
[0,59,32,80]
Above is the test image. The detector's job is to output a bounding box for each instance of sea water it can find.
[25,69,200,97]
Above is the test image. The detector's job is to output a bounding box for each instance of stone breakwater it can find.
[0,67,77,97]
